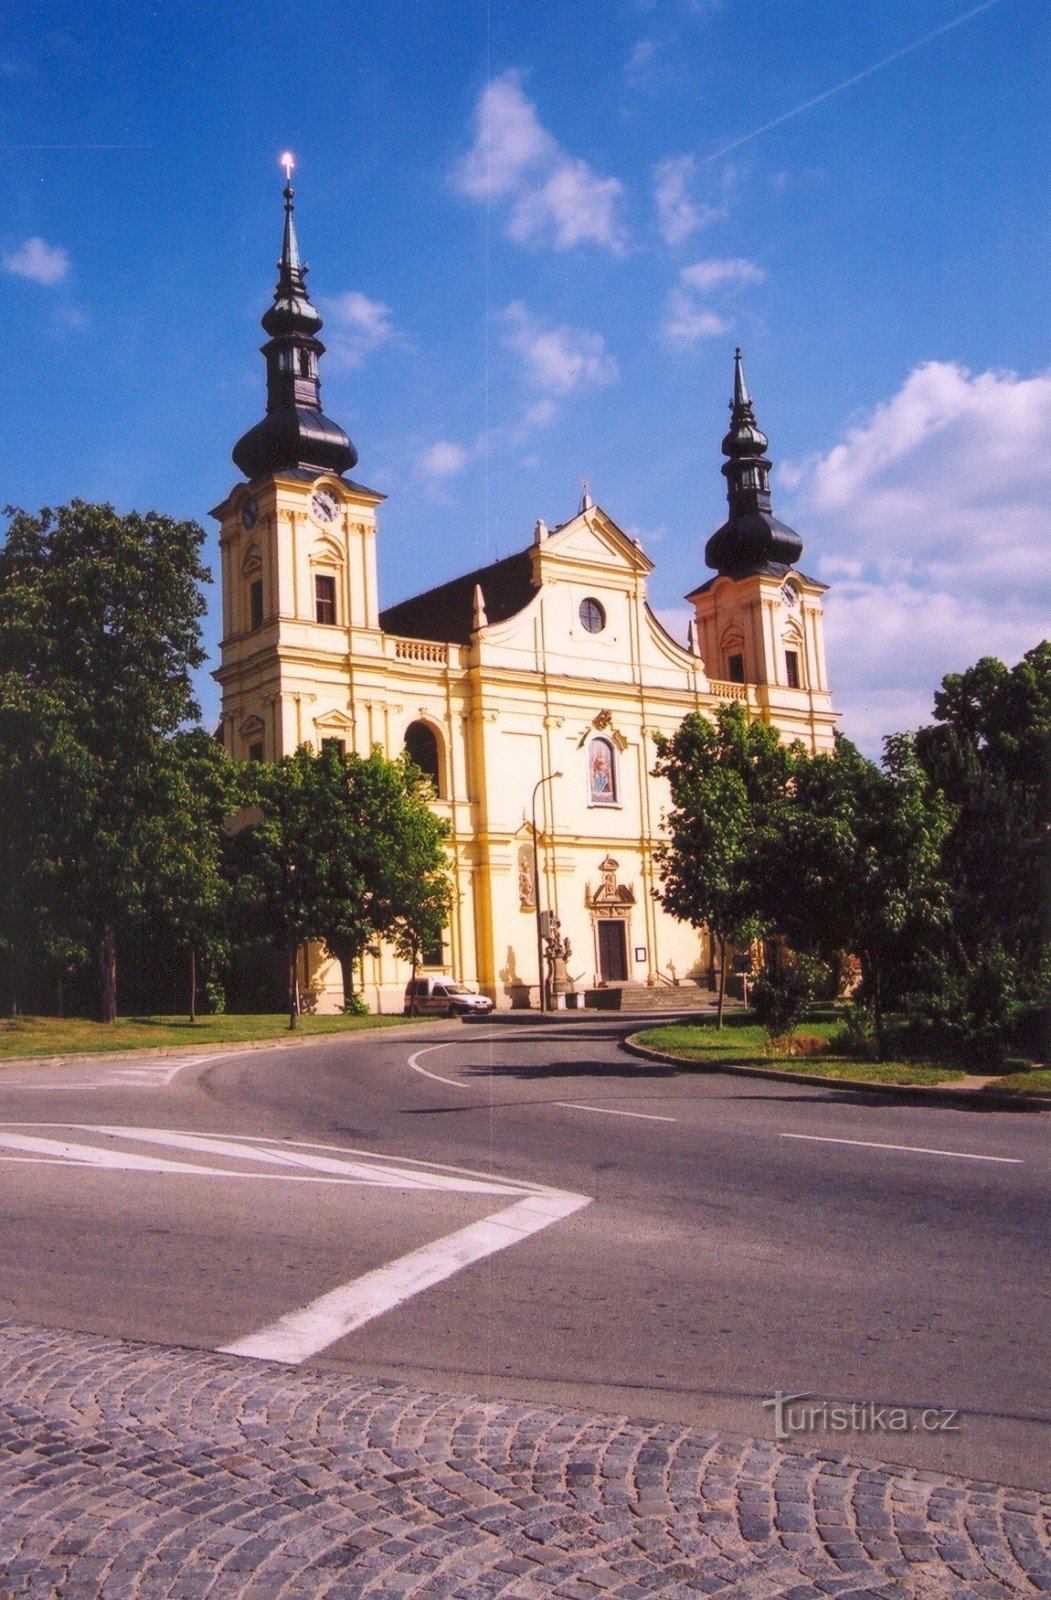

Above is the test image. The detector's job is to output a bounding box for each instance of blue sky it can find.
[2,0,1047,752]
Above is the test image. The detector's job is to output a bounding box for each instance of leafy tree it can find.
[912,644,1049,1002]
[771,734,952,1057]
[653,703,792,1026]
[226,744,451,1023]
[0,501,210,1021]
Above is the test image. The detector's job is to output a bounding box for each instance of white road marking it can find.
[0,1125,533,1194]
[2,1052,229,1091]
[555,1102,677,1123]
[407,1043,471,1088]
[220,1188,592,1365]
[780,1133,1022,1165]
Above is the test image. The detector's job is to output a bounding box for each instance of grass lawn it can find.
[0,1011,418,1061]
[632,1018,967,1087]
[986,1067,1051,1094]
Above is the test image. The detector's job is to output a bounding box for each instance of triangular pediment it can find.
[534,505,654,580]
[314,709,356,732]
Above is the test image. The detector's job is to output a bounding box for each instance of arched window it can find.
[587,736,618,805]
[404,721,442,795]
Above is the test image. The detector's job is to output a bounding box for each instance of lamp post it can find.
[531,771,562,1013]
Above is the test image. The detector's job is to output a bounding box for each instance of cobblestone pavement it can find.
[0,1322,1047,1599]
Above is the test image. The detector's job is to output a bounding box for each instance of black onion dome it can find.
[232,177,357,481]
[704,349,803,578]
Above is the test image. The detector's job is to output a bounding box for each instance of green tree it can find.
[226,744,451,1023]
[0,501,210,1021]
[770,734,952,1057]
[912,644,1050,1003]
[652,703,792,1026]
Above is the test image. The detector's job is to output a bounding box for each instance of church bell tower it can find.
[687,350,837,751]
[212,158,384,762]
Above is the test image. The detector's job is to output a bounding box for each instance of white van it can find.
[404,977,494,1018]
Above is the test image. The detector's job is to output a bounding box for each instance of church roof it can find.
[380,548,536,644]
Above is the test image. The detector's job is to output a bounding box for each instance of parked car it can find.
[404,977,495,1017]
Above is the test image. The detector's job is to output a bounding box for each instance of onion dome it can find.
[232,163,357,482]
[704,349,803,579]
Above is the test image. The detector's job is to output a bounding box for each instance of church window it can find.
[322,737,347,757]
[741,466,756,489]
[785,650,800,688]
[279,349,292,371]
[314,573,337,625]
[405,720,442,794]
[248,741,264,763]
[249,578,263,631]
[299,350,311,378]
[579,597,606,634]
[728,652,745,684]
[587,736,618,805]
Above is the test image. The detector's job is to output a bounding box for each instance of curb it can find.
[622,1034,1051,1112]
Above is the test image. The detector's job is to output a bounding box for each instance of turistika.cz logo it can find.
[764,1392,961,1441]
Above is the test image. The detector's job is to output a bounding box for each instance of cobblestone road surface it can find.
[0,1321,1047,1599]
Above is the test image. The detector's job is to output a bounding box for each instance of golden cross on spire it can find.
[280,150,295,183]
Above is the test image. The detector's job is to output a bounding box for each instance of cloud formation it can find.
[453,72,626,252]
[781,361,1051,751]
[416,440,472,481]
[661,257,764,349]
[653,156,728,245]
[501,300,619,396]
[3,236,68,286]
[322,291,398,367]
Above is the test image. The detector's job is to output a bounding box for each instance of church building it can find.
[213,177,837,1012]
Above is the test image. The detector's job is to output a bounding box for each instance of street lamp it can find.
[531,771,562,1013]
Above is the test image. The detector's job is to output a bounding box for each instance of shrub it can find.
[751,956,826,1039]
[829,1004,876,1059]
[342,990,370,1017]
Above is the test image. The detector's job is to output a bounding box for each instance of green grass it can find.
[986,1067,1051,1094]
[0,1011,418,1061]
[633,1020,967,1087]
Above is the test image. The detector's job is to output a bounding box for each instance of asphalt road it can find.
[0,1018,1047,1490]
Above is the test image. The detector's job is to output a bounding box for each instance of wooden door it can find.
[597,920,628,982]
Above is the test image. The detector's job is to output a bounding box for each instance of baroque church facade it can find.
[213,179,837,1013]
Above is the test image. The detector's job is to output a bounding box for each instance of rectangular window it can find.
[422,933,444,968]
[249,578,263,632]
[321,737,347,756]
[248,741,264,763]
[315,573,336,625]
[785,650,800,689]
[727,652,745,684]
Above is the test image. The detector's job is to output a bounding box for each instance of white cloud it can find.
[453,71,626,252]
[781,361,1051,752]
[322,291,398,366]
[680,257,765,293]
[501,301,619,398]
[660,256,764,351]
[661,292,727,348]
[416,440,472,481]
[653,157,729,245]
[3,236,68,286]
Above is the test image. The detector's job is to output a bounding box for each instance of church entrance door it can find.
[597,920,629,983]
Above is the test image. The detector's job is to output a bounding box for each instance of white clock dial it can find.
[241,497,258,530]
[780,581,798,608]
[310,487,339,525]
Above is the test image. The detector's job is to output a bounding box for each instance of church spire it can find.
[704,348,803,579]
[232,156,357,483]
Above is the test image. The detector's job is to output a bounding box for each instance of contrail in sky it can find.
[698,0,1006,166]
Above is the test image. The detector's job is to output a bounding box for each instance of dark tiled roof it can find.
[380,548,537,645]
[685,565,825,599]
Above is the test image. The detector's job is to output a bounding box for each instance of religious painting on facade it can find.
[588,736,617,804]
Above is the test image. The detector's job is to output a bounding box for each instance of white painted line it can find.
[406,1043,471,1088]
[555,1102,677,1123]
[220,1188,592,1364]
[780,1133,1022,1165]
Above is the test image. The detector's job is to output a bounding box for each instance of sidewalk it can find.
[0,1320,1046,1598]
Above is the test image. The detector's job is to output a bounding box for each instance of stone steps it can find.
[584,983,714,1012]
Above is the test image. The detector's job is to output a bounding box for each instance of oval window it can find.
[579,597,606,634]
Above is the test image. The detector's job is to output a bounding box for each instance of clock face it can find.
[241,497,258,530]
[780,581,798,608]
[310,487,339,526]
